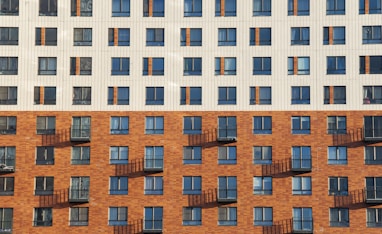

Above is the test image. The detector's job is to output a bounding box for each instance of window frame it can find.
[292,207,313,232]
[291,146,312,170]
[327,56,346,74]
[326,0,345,15]
[71,146,90,165]
[183,57,202,75]
[183,176,202,195]
[0,27,18,45]
[109,207,128,226]
[364,86,382,104]
[35,176,54,196]
[253,0,271,16]
[288,0,310,16]
[218,28,236,46]
[291,116,310,134]
[218,207,237,226]
[253,176,272,195]
[143,0,165,17]
[73,28,92,46]
[291,27,310,45]
[367,208,382,227]
[0,58,18,75]
[328,146,347,165]
[70,57,92,75]
[70,0,92,16]
[323,26,345,45]
[144,176,163,195]
[72,87,91,105]
[36,116,56,135]
[180,28,202,46]
[33,207,52,226]
[215,57,237,75]
[110,146,128,164]
[146,28,164,46]
[144,207,163,231]
[253,116,272,134]
[183,146,202,164]
[144,146,164,170]
[184,0,202,17]
[253,57,271,75]
[363,26,382,44]
[112,0,130,17]
[0,116,16,134]
[182,207,202,226]
[253,146,272,165]
[291,86,310,104]
[111,57,129,75]
[0,177,14,196]
[288,57,310,75]
[254,207,273,226]
[35,28,57,46]
[327,116,346,134]
[329,177,348,196]
[292,176,312,195]
[36,146,54,165]
[218,176,237,200]
[145,116,164,134]
[70,207,89,226]
[109,176,128,195]
[183,116,202,135]
[218,87,236,105]
[329,208,349,227]
[110,116,129,135]
[0,0,19,15]
[218,146,237,164]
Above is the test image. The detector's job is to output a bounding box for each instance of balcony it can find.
[69,188,89,203]
[143,159,163,172]
[0,163,14,173]
[365,187,382,204]
[291,158,312,172]
[70,127,91,142]
[217,128,237,142]
[0,221,12,234]
[143,220,162,233]
[364,128,382,142]
[292,219,313,233]
[217,189,237,203]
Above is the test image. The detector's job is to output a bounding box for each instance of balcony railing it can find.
[69,188,89,203]
[217,128,237,142]
[70,127,91,142]
[291,158,312,172]
[33,220,52,226]
[292,219,313,233]
[0,221,12,233]
[143,220,162,233]
[143,159,163,172]
[0,162,15,173]
[217,189,237,203]
[365,186,382,203]
[364,128,382,142]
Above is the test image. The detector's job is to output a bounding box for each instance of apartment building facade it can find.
[1,0,382,233]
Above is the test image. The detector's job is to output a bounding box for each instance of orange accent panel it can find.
[365,0,369,14]
[40,87,44,105]
[41,28,46,46]
[220,0,225,16]
[220,58,225,75]
[75,57,80,75]
[148,58,153,76]
[255,87,260,104]
[186,28,190,46]
[255,28,260,45]
[293,0,298,15]
[114,28,118,46]
[113,87,117,105]
[329,86,334,104]
[185,87,190,105]
[328,27,333,45]
[149,0,153,16]
[293,57,298,75]
[365,56,370,74]
[76,0,81,16]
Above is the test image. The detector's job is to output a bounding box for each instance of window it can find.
[70,207,88,226]
[34,87,56,105]
[253,116,272,134]
[215,57,236,75]
[36,28,57,46]
[143,58,164,76]
[71,0,92,16]
[329,177,348,195]
[365,146,382,164]
[36,146,54,165]
[35,177,53,195]
[183,207,201,226]
[291,116,310,134]
[327,56,346,74]
[327,0,345,14]
[250,87,272,105]
[144,207,163,232]
[324,86,346,104]
[328,146,347,165]
[291,86,310,104]
[108,87,129,105]
[288,0,309,15]
[180,87,202,105]
[36,116,55,135]
[253,177,272,195]
[71,117,91,141]
[250,28,271,45]
[70,57,92,75]
[0,177,14,195]
[292,146,311,170]
[254,207,272,226]
[0,208,12,233]
[71,146,90,165]
[146,87,164,105]
[38,57,56,75]
[364,86,382,104]
[288,57,309,75]
[145,176,163,195]
[111,117,129,134]
[143,0,164,17]
[218,176,237,201]
[360,0,382,14]
[292,177,311,195]
[323,26,345,45]
[253,0,271,16]
[367,208,382,227]
[145,116,164,134]
[144,146,164,170]
[218,146,236,164]
[218,28,236,46]
[327,116,346,134]
[366,177,382,201]
[110,176,128,195]
[364,116,382,139]
[363,26,382,44]
[0,147,15,170]
[183,146,202,164]
[70,177,89,202]
[291,27,309,45]
[33,208,52,226]
[112,0,130,17]
[215,0,236,16]
[218,116,237,139]
[109,207,127,226]
[73,87,91,105]
[73,28,92,46]
[184,0,202,16]
[108,28,130,46]
[218,207,237,226]
[218,87,236,105]
[110,146,128,164]
[253,146,272,164]
[330,208,349,227]
[0,0,18,15]
[253,57,271,75]
[360,56,382,74]
[0,27,18,45]
[39,0,57,16]
[146,28,164,46]
[111,58,130,75]
[181,28,202,46]
[183,116,202,135]
[0,116,16,134]
[0,58,17,75]
[293,207,313,232]
[184,58,202,75]
[183,176,201,195]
